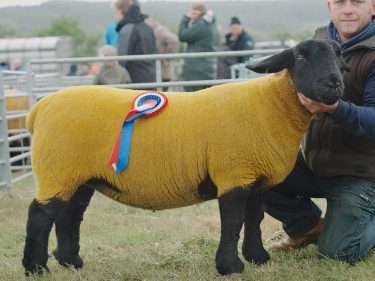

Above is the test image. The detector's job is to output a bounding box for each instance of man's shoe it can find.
[270,218,324,252]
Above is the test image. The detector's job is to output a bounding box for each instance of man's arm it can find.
[118,24,135,68]
[329,65,375,139]
[299,66,375,139]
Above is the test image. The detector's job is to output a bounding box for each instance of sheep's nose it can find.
[328,74,342,88]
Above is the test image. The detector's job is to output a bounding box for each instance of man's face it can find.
[230,24,243,38]
[328,0,375,42]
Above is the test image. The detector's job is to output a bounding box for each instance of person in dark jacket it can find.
[114,0,157,84]
[217,16,254,79]
[178,2,218,92]
[225,17,254,63]
[264,0,375,263]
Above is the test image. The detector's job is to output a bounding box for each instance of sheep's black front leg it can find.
[242,191,270,265]
[53,184,95,269]
[216,188,248,275]
[23,199,65,275]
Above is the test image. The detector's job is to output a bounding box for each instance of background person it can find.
[217,16,255,79]
[114,0,157,84]
[104,21,118,49]
[178,2,217,92]
[145,17,180,88]
[94,45,131,85]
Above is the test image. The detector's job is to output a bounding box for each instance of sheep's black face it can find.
[246,39,350,105]
[291,40,349,105]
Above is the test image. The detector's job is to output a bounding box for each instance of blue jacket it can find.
[328,20,375,139]
[105,22,118,49]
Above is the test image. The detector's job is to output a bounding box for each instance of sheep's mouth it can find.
[315,84,344,104]
[315,93,342,105]
[321,96,340,105]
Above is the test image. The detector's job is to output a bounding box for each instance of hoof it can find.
[216,256,245,275]
[22,257,50,276]
[53,250,83,269]
[242,247,270,265]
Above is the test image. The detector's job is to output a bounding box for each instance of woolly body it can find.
[28,70,311,210]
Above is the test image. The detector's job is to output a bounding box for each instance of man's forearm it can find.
[330,100,375,139]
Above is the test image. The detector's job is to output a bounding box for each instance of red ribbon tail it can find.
[108,132,121,170]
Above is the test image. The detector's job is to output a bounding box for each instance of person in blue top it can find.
[264,0,375,263]
[104,22,118,49]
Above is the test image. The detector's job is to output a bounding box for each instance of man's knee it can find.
[318,240,362,263]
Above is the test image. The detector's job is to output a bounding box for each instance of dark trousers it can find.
[265,152,375,262]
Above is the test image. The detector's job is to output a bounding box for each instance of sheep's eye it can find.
[296,54,304,61]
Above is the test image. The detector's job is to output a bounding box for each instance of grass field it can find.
[1,177,374,281]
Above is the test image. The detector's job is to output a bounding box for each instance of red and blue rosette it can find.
[108,91,168,173]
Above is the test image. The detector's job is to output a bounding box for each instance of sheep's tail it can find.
[26,101,42,134]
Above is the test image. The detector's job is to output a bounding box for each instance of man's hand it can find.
[298,93,339,114]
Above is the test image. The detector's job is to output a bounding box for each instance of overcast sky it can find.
[0,0,100,7]
[0,0,276,8]
[0,0,198,8]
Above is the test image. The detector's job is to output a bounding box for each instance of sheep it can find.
[22,39,349,276]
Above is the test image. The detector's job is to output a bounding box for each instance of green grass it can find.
[1,178,374,281]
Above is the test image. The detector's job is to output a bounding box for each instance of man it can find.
[225,17,254,63]
[265,0,375,263]
[217,16,254,79]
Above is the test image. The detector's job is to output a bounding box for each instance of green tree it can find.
[0,21,19,38]
[33,16,101,57]
[77,29,103,58]
[272,29,313,42]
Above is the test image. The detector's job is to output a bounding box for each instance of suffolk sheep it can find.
[22,39,349,276]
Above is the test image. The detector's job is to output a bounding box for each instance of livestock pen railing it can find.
[0,48,284,191]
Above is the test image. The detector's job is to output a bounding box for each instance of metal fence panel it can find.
[0,71,13,190]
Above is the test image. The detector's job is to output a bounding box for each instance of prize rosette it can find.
[108,91,168,173]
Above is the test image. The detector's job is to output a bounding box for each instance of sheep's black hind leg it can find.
[23,199,65,275]
[216,188,249,275]
[242,191,270,265]
[53,184,95,269]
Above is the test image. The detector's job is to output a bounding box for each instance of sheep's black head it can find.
[246,39,350,105]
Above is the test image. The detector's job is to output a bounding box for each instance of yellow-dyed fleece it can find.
[28,70,311,210]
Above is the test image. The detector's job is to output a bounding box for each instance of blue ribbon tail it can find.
[116,121,134,173]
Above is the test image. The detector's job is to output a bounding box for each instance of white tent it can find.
[0,36,73,73]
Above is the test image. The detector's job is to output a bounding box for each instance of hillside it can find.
[0,0,330,40]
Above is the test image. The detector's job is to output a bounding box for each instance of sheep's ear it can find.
[246,48,294,73]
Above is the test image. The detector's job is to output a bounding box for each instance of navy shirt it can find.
[327,20,375,139]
